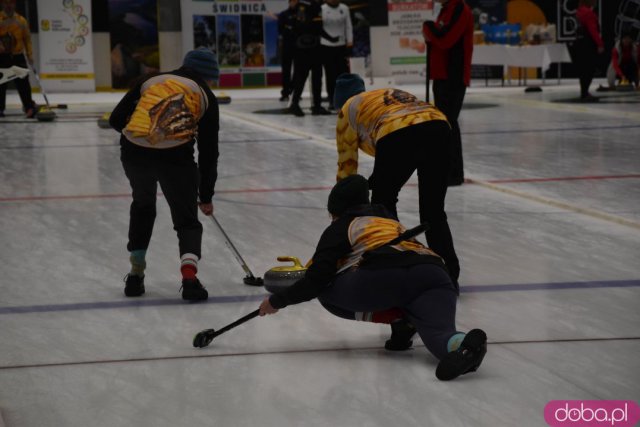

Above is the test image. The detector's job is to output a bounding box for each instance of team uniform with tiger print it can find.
[109,67,219,262]
[336,88,449,180]
[334,88,461,289]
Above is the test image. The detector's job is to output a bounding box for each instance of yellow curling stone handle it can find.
[270,256,307,272]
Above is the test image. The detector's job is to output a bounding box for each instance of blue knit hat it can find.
[334,73,366,110]
[183,47,219,81]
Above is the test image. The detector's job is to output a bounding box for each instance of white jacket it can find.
[321,3,353,47]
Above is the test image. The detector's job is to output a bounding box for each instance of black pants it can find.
[572,40,598,98]
[433,80,466,185]
[319,264,458,359]
[291,49,323,108]
[121,148,203,258]
[281,46,294,97]
[0,54,35,112]
[322,45,349,107]
[369,121,460,284]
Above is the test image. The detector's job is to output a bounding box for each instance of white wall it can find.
[370,26,392,78]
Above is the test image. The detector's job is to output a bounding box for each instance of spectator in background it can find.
[321,0,353,111]
[278,0,298,102]
[288,0,333,117]
[607,31,639,89]
[0,0,36,118]
[573,0,604,101]
[422,0,474,186]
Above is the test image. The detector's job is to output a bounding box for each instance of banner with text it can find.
[388,0,435,83]
[36,0,95,92]
[180,0,287,88]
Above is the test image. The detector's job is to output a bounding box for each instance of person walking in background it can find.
[333,74,462,294]
[0,0,36,118]
[422,0,473,187]
[321,0,353,111]
[109,48,220,302]
[573,0,604,101]
[278,0,298,102]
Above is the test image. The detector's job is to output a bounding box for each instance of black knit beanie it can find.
[327,175,370,216]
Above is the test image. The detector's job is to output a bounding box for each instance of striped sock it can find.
[180,253,198,280]
[129,250,147,277]
[447,332,466,352]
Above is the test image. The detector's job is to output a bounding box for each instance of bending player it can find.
[332,73,461,293]
[258,175,487,381]
[110,47,220,301]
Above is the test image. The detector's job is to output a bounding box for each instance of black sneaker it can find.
[436,329,487,381]
[181,278,208,301]
[311,106,331,115]
[385,319,417,351]
[279,95,290,102]
[124,274,145,297]
[290,104,305,117]
[0,111,5,118]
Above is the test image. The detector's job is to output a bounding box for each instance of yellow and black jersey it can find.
[337,215,439,274]
[123,74,209,149]
[269,204,446,309]
[336,88,449,180]
[0,11,32,60]
[110,67,219,203]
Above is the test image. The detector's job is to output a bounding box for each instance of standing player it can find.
[0,0,36,118]
[109,47,220,301]
[422,0,474,186]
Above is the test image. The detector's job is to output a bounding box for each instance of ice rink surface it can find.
[0,80,639,426]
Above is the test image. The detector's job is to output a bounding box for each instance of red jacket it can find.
[576,5,603,49]
[422,0,474,86]
[612,41,640,77]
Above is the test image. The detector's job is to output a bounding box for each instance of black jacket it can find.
[269,204,446,309]
[278,6,298,50]
[110,67,219,203]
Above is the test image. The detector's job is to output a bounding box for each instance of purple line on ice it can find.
[0,279,638,315]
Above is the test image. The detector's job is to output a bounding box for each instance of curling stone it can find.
[616,81,635,92]
[216,91,231,104]
[98,112,111,128]
[263,256,307,293]
[35,106,56,122]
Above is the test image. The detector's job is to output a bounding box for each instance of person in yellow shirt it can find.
[0,0,36,118]
[333,73,461,293]
[258,175,487,380]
